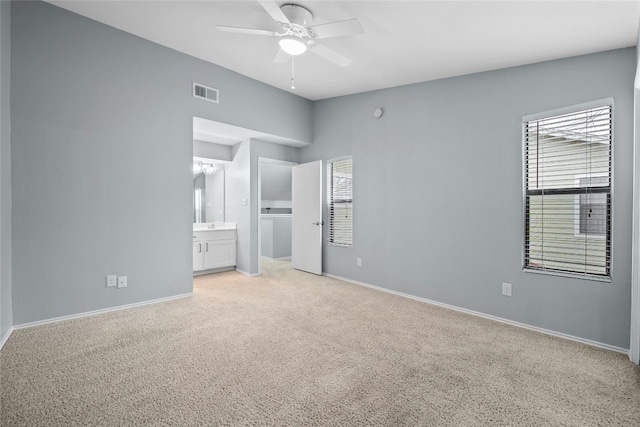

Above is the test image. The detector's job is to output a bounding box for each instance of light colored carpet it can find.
[1,259,639,426]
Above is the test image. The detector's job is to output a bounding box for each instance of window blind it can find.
[524,104,612,279]
[328,157,353,246]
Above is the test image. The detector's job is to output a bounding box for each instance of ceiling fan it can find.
[215,1,364,68]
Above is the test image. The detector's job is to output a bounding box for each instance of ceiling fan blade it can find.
[258,1,290,24]
[273,49,290,63]
[308,18,364,39]
[216,25,279,37]
[308,42,353,68]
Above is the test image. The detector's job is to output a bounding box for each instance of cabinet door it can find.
[204,240,237,269]
[193,242,204,271]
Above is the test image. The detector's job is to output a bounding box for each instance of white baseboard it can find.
[193,266,235,277]
[261,256,291,261]
[13,293,193,330]
[323,273,629,355]
[235,268,260,277]
[0,327,13,350]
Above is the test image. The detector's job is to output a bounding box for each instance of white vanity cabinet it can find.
[193,228,236,273]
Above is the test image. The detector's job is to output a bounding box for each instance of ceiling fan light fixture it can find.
[279,36,307,56]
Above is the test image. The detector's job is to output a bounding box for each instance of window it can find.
[523,102,612,280]
[328,157,353,246]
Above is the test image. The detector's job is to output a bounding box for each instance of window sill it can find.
[523,268,611,283]
[328,242,352,248]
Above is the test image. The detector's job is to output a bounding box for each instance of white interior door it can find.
[292,160,323,275]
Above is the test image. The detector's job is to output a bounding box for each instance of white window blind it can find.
[328,157,353,246]
[524,104,612,279]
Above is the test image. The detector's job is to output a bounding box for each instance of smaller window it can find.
[327,157,353,246]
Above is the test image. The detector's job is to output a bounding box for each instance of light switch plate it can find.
[107,275,117,288]
[502,282,512,297]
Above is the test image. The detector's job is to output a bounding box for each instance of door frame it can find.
[631,86,640,365]
[257,157,297,275]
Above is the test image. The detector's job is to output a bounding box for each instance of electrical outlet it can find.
[106,275,117,288]
[502,282,512,297]
[117,276,127,288]
[357,258,362,267]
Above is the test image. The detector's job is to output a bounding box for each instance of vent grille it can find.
[193,83,219,103]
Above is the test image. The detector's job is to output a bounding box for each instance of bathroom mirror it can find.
[193,158,226,223]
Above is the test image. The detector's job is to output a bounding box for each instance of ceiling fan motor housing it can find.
[281,4,313,27]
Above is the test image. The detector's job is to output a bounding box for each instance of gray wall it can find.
[10,1,311,324]
[260,216,292,259]
[261,219,274,259]
[301,48,635,349]
[261,163,292,202]
[0,0,12,340]
[193,140,232,162]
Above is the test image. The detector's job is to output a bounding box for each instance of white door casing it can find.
[292,160,323,275]
[631,86,640,365]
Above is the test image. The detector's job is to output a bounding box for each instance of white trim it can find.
[324,273,628,355]
[261,256,291,261]
[522,97,614,123]
[13,293,193,330]
[193,266,235,277]
[522,267,612,283]
[235,268,260,277]
[0,327,13,350]
[631,85,640,364]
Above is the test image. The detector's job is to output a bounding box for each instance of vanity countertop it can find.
[193,222,236,231]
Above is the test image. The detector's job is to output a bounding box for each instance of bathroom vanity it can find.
[193,223,237,275]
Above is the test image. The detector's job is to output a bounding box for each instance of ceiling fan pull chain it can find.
[291,55,296,90]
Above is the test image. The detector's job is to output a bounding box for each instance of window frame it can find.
[327,156,353,247]
[521,98,614,282]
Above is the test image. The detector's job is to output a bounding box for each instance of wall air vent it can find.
[193,83,219,104]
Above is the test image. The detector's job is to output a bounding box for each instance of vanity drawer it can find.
[193,230,236,242]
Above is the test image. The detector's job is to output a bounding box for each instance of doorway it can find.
[257,158,297,275]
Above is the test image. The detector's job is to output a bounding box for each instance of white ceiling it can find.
[48,1,639,101]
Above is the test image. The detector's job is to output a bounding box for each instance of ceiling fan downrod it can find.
[291,55,296,89]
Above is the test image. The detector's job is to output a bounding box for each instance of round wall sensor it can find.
[373,108,383,119]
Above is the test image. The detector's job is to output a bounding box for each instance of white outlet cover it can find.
[117,276,127,288]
